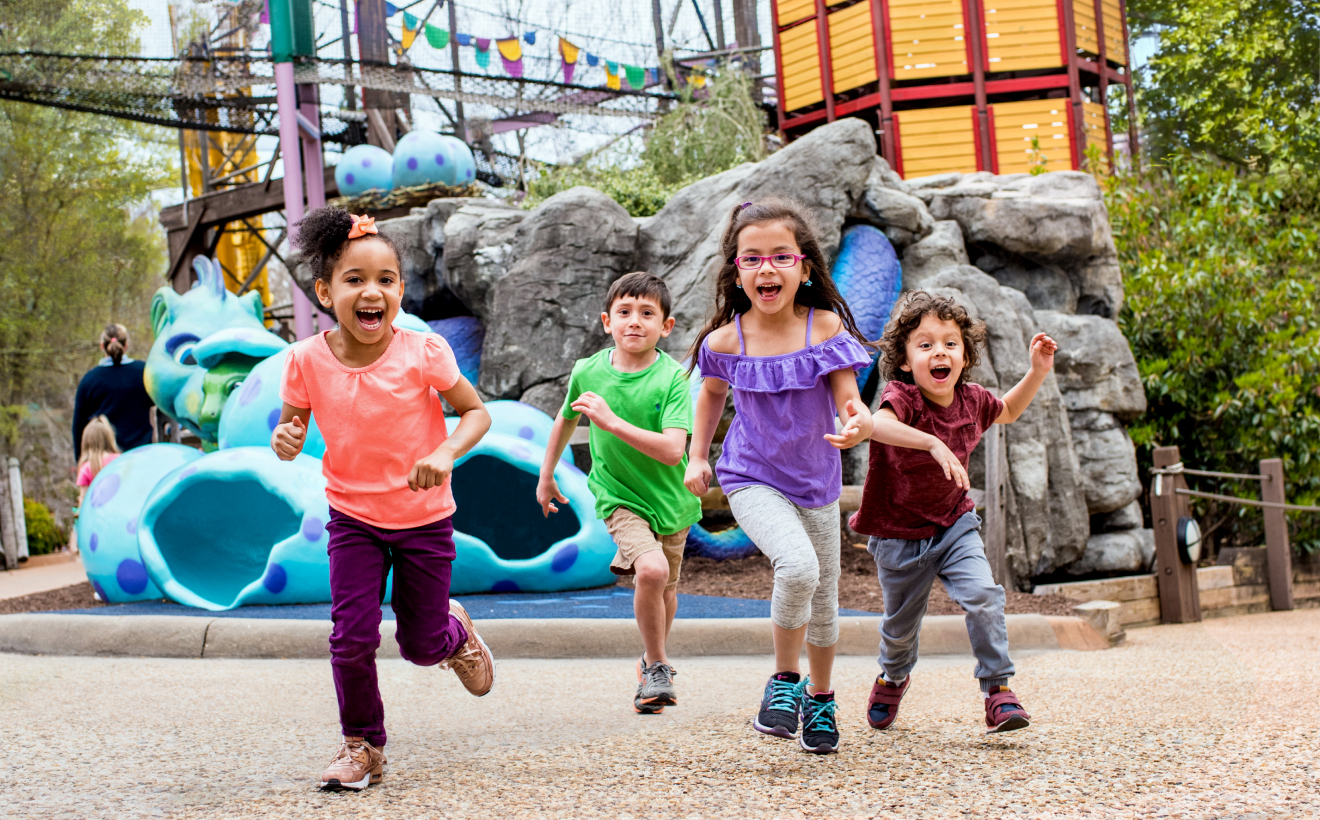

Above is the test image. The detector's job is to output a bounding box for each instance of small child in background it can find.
[852,291,1057,734]
[686,199,874,755]
[272,207,495,790]
[71,416,121,553]
[536,272,702,714]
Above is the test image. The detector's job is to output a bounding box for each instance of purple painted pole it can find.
[275,61,315,340]
[297,82,338,331]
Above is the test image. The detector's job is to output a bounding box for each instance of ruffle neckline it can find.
[700,333,872,393]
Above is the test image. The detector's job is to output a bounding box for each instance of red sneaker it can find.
[866,674,911,729]
[984,686,1031,733]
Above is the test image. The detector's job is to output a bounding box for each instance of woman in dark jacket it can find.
[71,324,156,460]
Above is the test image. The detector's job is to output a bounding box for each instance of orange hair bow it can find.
[347,214,378,239]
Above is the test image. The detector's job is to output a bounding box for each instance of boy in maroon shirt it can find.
[850,291,1057,734]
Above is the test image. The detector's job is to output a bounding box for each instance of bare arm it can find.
[684,377,728,496]
[271,402,312,461]
[409,376,491,491]
[824,367,873,449]
[870,406,970,490]
[569,392,687,466]
[996,333,1058,424]
[535,411,581,516]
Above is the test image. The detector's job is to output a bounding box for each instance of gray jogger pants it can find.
[727,484,841,647]
[867,511,1014,689]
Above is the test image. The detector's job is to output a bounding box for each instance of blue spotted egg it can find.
[392,130,477,188]
[335,144,395,196]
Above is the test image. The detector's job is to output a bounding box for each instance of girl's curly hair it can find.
[880,291,988,384]
[294,206,401,281]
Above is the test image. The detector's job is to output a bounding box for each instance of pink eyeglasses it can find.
[732,253,807,270]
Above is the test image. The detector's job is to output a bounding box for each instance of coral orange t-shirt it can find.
[280,327,461,529]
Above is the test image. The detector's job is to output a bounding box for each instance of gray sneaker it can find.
[633,653,677,713]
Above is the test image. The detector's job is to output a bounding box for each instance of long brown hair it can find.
[879,291,987,385]
[78,416,121,478]
[685,197,876,372]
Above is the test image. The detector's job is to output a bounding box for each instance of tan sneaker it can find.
[320,736,386,790]
[439,600,495,696]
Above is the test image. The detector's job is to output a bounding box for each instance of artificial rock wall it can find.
[302,118,1152,585]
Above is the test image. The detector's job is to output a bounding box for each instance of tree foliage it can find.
[0,0,171,405]
[1137,0,1320,172]
[1109,156,1320,551]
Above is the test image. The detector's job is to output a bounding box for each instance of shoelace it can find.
[765,678,802,712]
[439,642,481,675]
[802,698,838,733]
[643,662,676,689]
[330,740,369,767]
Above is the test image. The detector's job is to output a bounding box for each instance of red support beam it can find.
[873,0,896,164]
[814,0,836,123]
[771,0,789,132]
[1058,0,1084,170]
[1092,0,1113,171]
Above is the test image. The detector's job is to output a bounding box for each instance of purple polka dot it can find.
[90,474,120,507]
[88,532,98,552]
[302,516,324,541]
[125,519,137,536]
[551,543,578,572]
[262,563,288,594]
[238,374,263,406]
[518,426,535,440]
[362,158,372,168]
[492,579,520,593]
[345,172,356,185]
[92,580,108,601]
[511,445,531,462]
[267,408,281,431]
[116,559,149,595]
[407,157,418,170]
[466,169,473,178]
[434,154,445,165]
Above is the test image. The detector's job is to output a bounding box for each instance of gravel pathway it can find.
[4,610,1317,818]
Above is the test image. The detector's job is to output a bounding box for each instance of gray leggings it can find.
[727,485,841,647]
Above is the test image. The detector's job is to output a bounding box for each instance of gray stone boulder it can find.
[475,187,638,406]
[1067,528,1156,575]
[639,117,877,355]
[920,266,1091,582]
[1096,500,1144,532]
[850,157,932,249]
[900,221,969,289]
[442,200,529,319]
[1069,410,1142,514]
[1034,310,1146,421]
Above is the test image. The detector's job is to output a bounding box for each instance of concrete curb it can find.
[0,613,1108,659]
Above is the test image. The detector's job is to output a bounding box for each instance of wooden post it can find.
[1260,458,1294,611]
[983,423,1009,586]
[7,457,27,562]
[1150,446,1200,623]
[0,472,15,568]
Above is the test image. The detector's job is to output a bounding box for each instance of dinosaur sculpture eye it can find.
[173,343,198,366]
[165,333,201,367]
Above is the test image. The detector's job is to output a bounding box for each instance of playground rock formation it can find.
[350,117,1150,586]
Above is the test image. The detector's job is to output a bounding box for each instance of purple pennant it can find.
[562,58,575,84]
[475,37,490,50]
[502,54,524,78]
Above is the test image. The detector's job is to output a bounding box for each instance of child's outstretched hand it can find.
[409,449,454,491]
[1029,333,1058,374]
[929,438,970,490]
[272,415,306,461]
[570,391,620,434]
[537,473,568,517]
[825,398,869,450]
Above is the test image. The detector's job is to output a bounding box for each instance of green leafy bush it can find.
[525,163,685,218]
[24,496,65,556]
[1108,155,1320,553]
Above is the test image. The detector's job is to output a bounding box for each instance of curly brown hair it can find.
[880,291,988,384]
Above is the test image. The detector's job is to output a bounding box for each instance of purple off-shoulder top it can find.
[697,309,871,508]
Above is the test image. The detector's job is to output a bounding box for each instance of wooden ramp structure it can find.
[769,0,1136,176]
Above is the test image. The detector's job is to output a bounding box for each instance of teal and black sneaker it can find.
[754,672,802,738]
[797,681,840,754]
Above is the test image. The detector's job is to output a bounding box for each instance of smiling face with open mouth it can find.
[901,313,968,406]
[315,237,404,359]
[736,221,810,318]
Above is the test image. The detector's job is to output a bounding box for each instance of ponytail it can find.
[101,324,129,366]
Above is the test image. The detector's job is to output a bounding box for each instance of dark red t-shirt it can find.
[849,381,1004,540]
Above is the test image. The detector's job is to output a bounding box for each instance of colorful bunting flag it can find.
[474,38,491,69]
[456,33,472,46]
[425,23,449,49]
[623,64,643,90]
[604,61,620,90]
[401,12,420,49]
[586,53,599,67]
[496,37,523,78]
[522,31,536,45]
[385,2,398,16]
[558,37,580,84]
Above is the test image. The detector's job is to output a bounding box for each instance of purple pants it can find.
[327,508,469,748]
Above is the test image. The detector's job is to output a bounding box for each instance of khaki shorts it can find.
[605,507,689,591]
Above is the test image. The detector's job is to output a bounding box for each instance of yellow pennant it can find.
[496,37,522,62]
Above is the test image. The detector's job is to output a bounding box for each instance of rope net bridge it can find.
[0,51,669,141]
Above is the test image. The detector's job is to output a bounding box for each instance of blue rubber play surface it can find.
[51,586,878,620]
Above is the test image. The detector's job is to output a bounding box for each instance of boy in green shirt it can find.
[536,271,702,713]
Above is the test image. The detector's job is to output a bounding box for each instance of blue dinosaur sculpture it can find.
[144,256,288,450]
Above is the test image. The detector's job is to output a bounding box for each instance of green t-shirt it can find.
[561,348,702,535]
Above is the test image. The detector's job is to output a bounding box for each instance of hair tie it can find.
[740,202,752,210]
[347,214,378,239]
